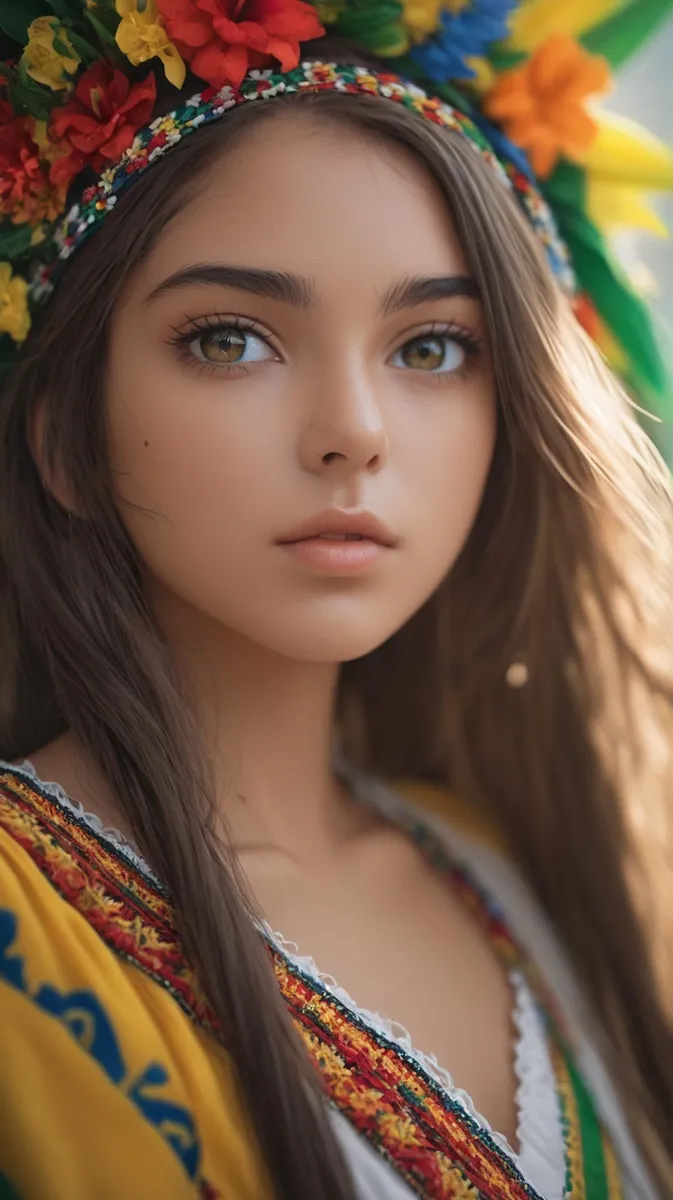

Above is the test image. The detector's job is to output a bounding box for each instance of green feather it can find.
[543,159,587,210]
[581,0,673,68]
[554,197,669,401]
[489,1,673,73]
[543,164,670,406]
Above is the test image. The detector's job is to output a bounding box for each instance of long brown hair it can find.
[1,42,672,1198]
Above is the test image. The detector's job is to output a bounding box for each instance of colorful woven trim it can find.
[371,798,626,1200]
[0,767,217,1034]
[0,766,627,1200]
[270,943,543,1200]
[29,62,573,307]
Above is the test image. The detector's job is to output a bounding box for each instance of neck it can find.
[154,590,355,860]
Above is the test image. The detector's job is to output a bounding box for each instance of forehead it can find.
[138,110,469,290]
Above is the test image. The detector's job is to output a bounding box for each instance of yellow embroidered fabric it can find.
[0,820,269,1200]
[0,769,624,1200]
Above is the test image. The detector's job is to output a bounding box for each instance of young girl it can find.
[0,3,671,1199]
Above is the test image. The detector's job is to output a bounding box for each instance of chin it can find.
[243,607,409,665]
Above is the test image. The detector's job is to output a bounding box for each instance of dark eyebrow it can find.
[145,264,478,315]
[381,275,479,315]
[145,264,318,309]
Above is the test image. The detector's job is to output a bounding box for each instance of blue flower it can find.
[412,0,516,83]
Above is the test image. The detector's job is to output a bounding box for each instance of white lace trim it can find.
[512,969,567,1199]
[336,760,567,1199]
[3,756,566,1198]
[263,918,520,1163]
[2,759,163,888]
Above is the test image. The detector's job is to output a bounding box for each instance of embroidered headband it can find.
[0,0,670,416]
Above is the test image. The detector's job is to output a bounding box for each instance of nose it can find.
[297,362,389,478]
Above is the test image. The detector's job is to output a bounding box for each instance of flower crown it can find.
[0,0,671,419]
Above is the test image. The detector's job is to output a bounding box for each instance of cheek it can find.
[396,386,496,573]
[105,367,287,598]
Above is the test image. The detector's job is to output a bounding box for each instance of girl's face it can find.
[107,113,496,662]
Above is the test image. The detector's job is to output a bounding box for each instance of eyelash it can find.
[399,322,482,385]
[167,314,483,381]
[167,313,278,376]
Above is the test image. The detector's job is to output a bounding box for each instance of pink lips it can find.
[275,509,395,574]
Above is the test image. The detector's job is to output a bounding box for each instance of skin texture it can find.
[33,114,520,1141]
[102,111,496,839]
[108,116,495,667]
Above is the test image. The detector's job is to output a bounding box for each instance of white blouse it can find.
[6,758,658,1200]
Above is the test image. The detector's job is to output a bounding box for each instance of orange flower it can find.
[573,292,600,341]
[483,34,611,179]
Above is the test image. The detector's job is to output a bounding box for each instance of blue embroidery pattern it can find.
[0,907,207,1190]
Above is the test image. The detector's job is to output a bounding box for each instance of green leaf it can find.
[9,80,52,118]
[52,29,75,58]
[15,58,59,117]
[85,9,121,50]
[487,40,525,72]
[334,4,403,40]
[0,31,17,60]
[65,29,100,65]
[581,0,673,68]
[366,23,408,54]
[0,0,52,45]
[0,223,34,259]
[0,62,19,85]
[47,0,83,17]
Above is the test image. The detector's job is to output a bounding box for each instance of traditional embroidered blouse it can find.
[0,760,657,1200]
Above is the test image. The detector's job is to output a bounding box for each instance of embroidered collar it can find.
[0,762,625,1199]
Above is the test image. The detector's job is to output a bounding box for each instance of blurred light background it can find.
[611,18,673,332]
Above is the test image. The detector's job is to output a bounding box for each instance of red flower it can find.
[159,0,324,90]
[0,111,66,224]
[49,61,156,185]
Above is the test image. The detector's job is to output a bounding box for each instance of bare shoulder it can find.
[25,733,128,836]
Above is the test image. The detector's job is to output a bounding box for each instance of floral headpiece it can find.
[0,0,671,420]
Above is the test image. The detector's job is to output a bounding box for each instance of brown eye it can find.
[196,329,246,363]
[391,334,466,374]
[187,326,275,367]
[402,336,445,370]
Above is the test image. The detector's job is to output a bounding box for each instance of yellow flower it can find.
[464,56,496,96]
[22,17,80,91]
[115,0,186,90]
[401,0,468,43]
[401,0,443,42]
[0,263,30,344]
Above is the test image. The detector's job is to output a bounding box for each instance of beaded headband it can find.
[31,62,574,309]
[0,0,670,416]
